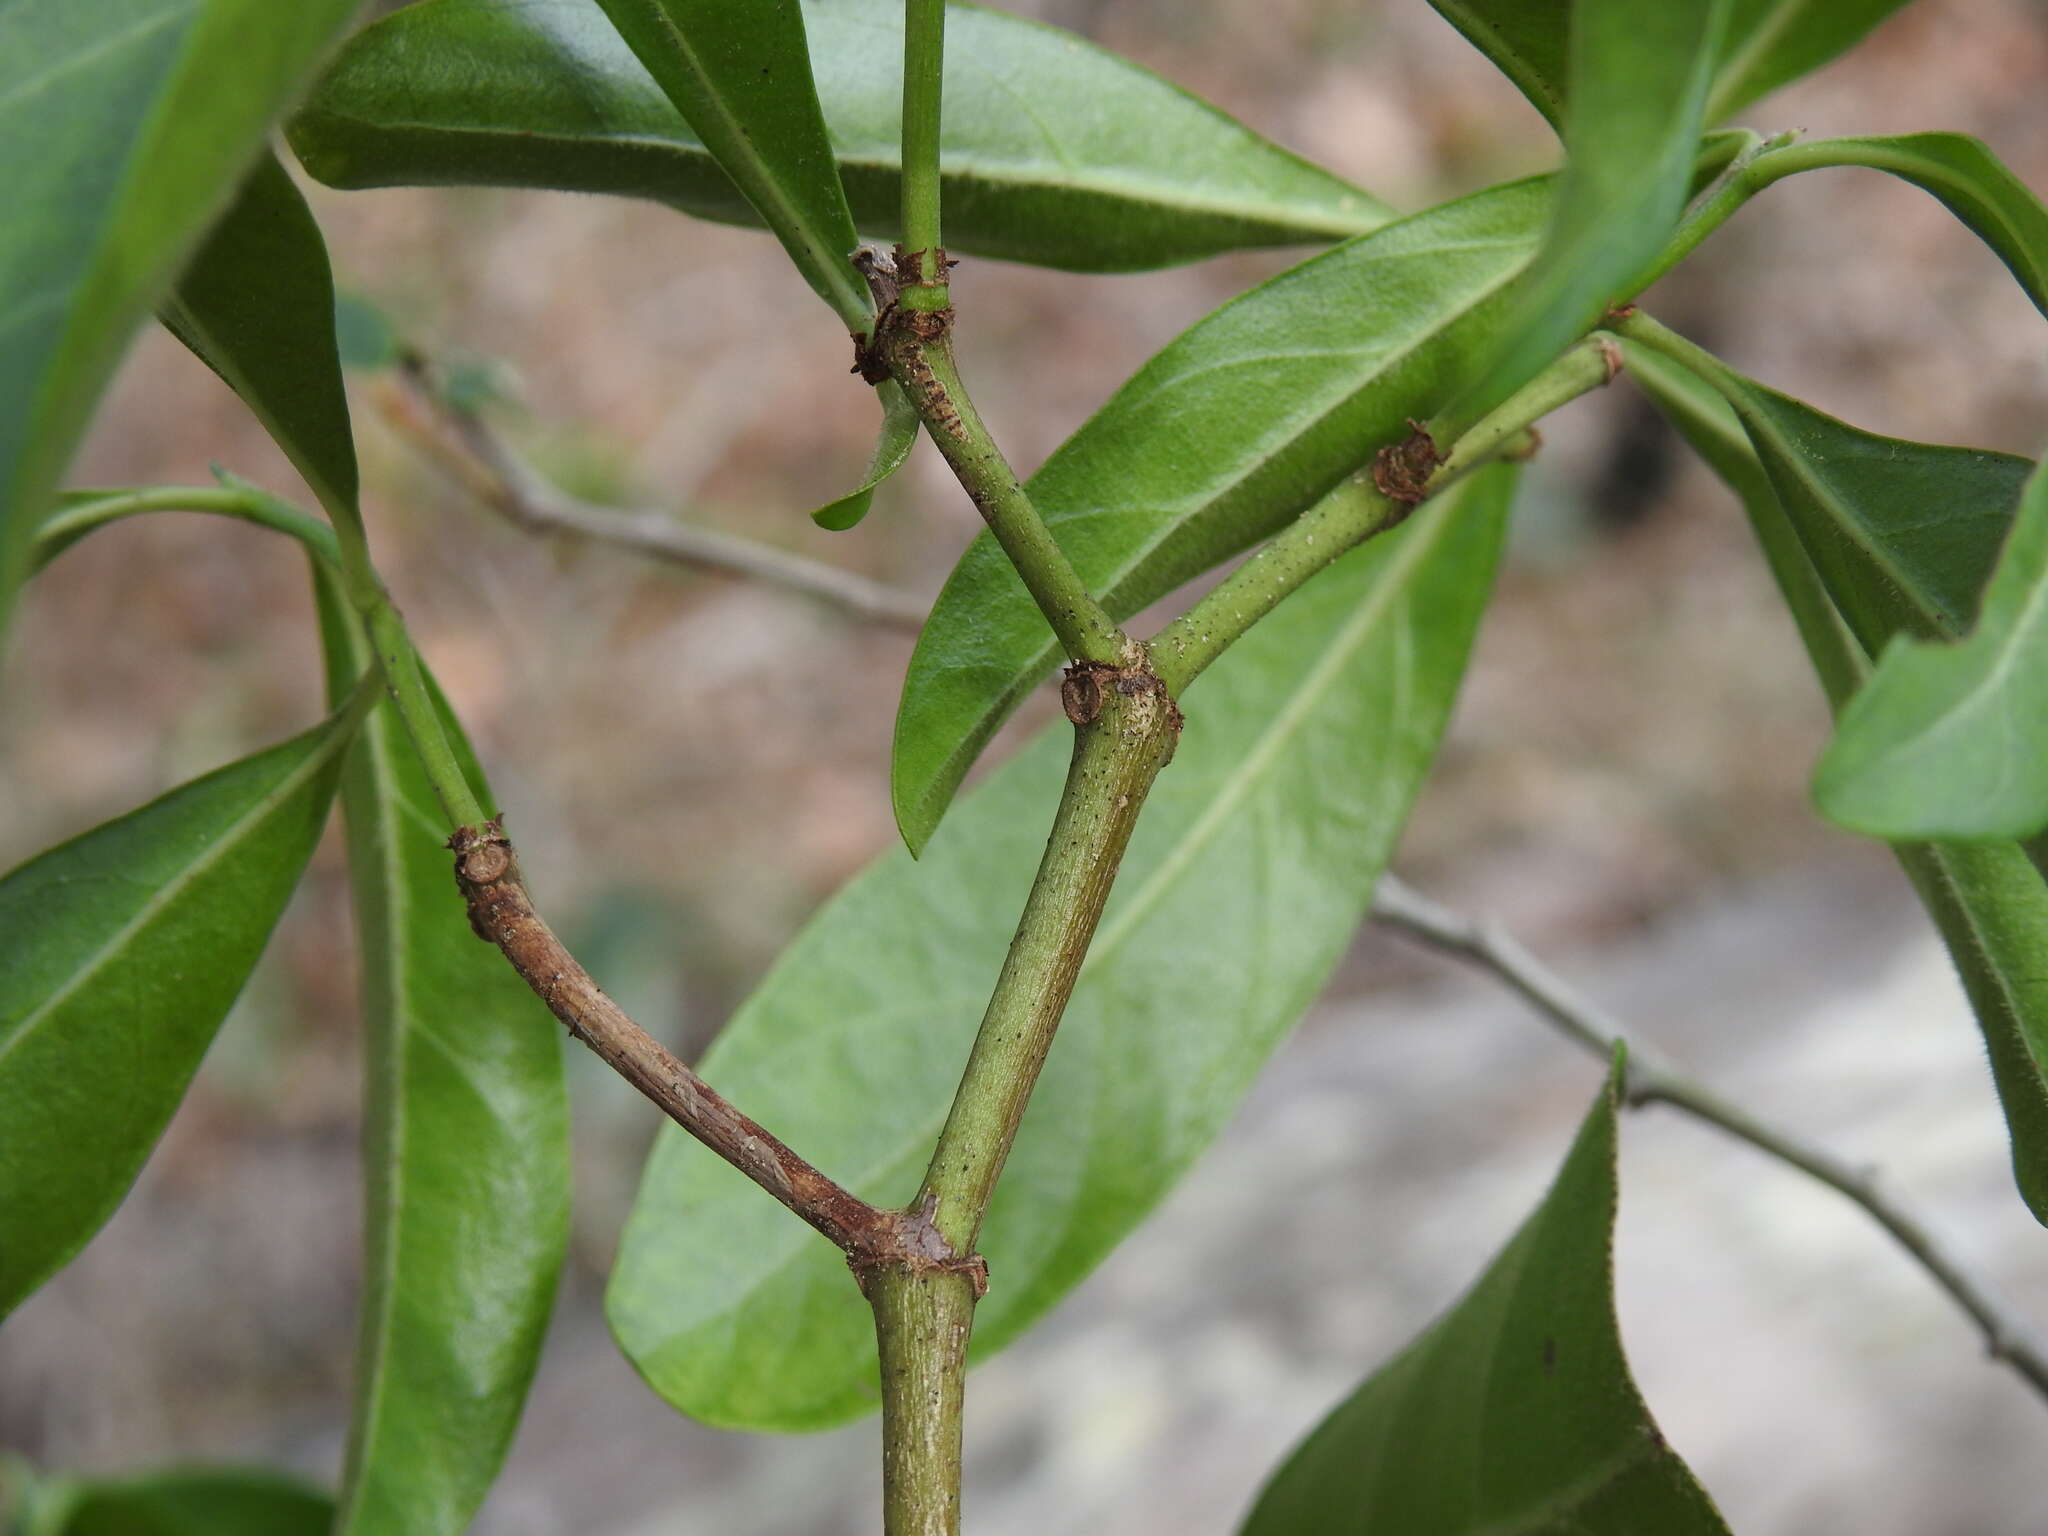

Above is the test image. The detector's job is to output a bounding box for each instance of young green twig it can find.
[1152,335,1620,694]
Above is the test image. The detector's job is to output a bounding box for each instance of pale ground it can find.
[5,0,2048,1529]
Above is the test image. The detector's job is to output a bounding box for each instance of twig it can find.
[448,819,894,1258]
[869,250,1130,667]
[1370,873,2048,1404]
[379,365,931,632]
[1149,336,1618,694]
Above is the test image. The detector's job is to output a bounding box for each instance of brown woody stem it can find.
[448,820,887,1256]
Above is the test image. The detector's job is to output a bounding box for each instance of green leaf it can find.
[1239,1059,1728,1534]
[586,0,868,328]
[288,0,1392,274]
[1425,2,1570,131]
[1817,460,2048,840]
[608,469,1514,1430]
[1629,340,2048,1226]
[38,1467,331,1536]
[812,379,917,531]
[1751,134,2048,321]
[0,703,361,1318]
[893,177,1550,853]
[1445,0,1726,433]
[313,577,570,1536]
[1429,0,1911,130]
[1707,0,1918,120]
[1893,840,2048,1225]
[0,0,362,639]
[160,153,359,519]
[1708,368,2030,654]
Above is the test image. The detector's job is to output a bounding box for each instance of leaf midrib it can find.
[335,701,415,1531]
[0,1,190,120]
[313,113,1383,238]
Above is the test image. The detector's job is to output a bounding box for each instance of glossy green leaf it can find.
[1429,0,1911,130]
[1817,460,2048,840]
[0,704,361,1317]
[1629,340,2048,1225]
[160,152,358,519]
[813,380,917,531]
[33,1468,331,1536]
[1711,371,2030,654]
[893,178,1549,853]
[586,0,867,327]
[1241,1060,1728,1535]
[608,469,1513,1430]
[1445,0,1726,432]
[0,0,361,639]
[288,0,1392,274]
[1750,133,2048,321]
[313,577,570,1536]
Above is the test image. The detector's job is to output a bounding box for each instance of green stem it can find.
[870,1267,976,1536]
[32,485,340,570]
[1154,336,1618,694]
[1626,129,1804,296]
[319,487,487,830]
[883,324,1126,664]
[1605,307,1739,387]
[916,666,1181,1252]
[900,0,948,309]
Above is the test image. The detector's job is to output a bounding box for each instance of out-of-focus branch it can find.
[378,361,930,632]
[1370,873,2048,1406]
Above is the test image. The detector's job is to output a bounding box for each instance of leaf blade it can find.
[1757,133,2048,321]
[1628,340,2048,1226]
[43,1467,332,1536]
[1817,460,2048,840]
[587,0,868,327]
[287,0,1392,274]
[893,177,1551,852]
[813,379,917,531]
[159,153,358,519]
[1428,0,1912,129]
[1712,374,2030,653]
[0,708,358,1317]
[314,577,571,1536]
[0,0,362,637]
[1239,1061,1727,1535]
[607,468,1514,1430]
[1444,0,1726,432]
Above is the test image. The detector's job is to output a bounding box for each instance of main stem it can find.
[920,667,1182,1249]
[872,1267,975,1535]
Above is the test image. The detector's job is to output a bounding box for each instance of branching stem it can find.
[917,665,1183,1251]
[448,820,896,1254]
[1153,335,1619,694]
[1372,873,2048,1405]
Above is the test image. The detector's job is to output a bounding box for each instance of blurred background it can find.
[5,0,2048,1530]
